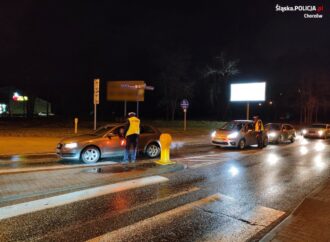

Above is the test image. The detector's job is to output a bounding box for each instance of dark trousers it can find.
[256,131,263,148]
[123,134,139,162]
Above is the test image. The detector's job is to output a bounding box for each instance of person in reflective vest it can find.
[123,112,140,163]
[253,115,264,149]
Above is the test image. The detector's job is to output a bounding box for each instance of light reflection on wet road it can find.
[0,137,330,241]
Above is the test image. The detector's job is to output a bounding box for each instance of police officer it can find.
[253,115,264,149]
[123,112,140,163]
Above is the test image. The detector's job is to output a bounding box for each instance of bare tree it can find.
[156,52,194,120]
[204,52,239,119]
[298,69,329,124]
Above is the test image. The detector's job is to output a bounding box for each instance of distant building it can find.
[0,86,52,117]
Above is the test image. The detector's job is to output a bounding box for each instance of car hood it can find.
[59,134,99,144]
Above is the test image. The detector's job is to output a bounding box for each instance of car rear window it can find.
[265,124,281,130]
[141,126,155,134]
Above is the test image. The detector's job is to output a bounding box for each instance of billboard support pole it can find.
[246,102,250,120]
[183,109,187,131]
[136,101,139,117]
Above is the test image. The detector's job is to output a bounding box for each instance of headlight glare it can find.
[211,131,216,138]
[302,129,307,135]
[268,132,277,138]
[227,132,239,139]
[318,130,324,136]
[64,142,78,149]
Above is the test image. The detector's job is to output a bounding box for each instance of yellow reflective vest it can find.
[125,117,140,137]
[255,120,264,132]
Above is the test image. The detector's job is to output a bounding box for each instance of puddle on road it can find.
[84,162,157,174]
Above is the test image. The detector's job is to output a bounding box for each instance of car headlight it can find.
[64,142,78,149]
[302,129,307,135]
[318,130,324,136]
[227,132,239,139]
[268,132,277,138]
[211,131,216,138]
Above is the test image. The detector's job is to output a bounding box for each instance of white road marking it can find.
[88,193,285,242]
[0,161,118,175]
[190,159,228,169]
[0,175,169,220]
[87,194,223,242]
[174,153,235,160]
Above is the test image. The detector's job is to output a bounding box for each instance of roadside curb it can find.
[260,179,330,241]
[0,159,186,175]
[0,152,56,160]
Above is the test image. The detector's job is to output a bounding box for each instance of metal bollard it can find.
[155,133,175,165]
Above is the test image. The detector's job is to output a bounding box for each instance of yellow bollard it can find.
[155,133,175,165]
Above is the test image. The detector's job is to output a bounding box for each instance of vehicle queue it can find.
[56,116,330,163]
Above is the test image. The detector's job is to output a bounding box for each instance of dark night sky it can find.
[0,1,329,119]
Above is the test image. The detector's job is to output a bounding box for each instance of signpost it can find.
[180,99,189,131]
[107,81,154,117]
[94,79,100,130]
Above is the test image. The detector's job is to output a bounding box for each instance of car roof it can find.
[265,123,293,126]
[233,120,253,123]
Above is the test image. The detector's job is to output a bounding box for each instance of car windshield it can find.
[220,122,245,131]
[265,123,281,130]
[310,124,326,129]
[93,125,116,136]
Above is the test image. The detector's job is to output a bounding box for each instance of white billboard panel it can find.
[230,82,266,101]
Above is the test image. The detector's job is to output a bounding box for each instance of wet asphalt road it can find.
[1,137,330,241]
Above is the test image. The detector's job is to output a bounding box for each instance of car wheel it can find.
[81,146,100,163]
[238,139,246,150]
[145,143,160,158]
[290,136,295,143]
[279,134,284,143]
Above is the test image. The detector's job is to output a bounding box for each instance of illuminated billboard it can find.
[230,82,266,102]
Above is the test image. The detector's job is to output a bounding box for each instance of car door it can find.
[245,123,257,145]
[138,125,157,151]
[282,124,290,140]
[287,124,295,139]
[101,126,126,157]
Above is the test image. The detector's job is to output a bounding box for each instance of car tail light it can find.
[120,139,126,146]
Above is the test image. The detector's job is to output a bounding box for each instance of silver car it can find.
[265,123,296,144]
[302,123,330,139]
[211,120,268,149]
[56,124,161,163]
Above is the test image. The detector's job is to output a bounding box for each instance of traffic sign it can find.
[94,79,100,104]
[180,99,189,131]
[180,99,189,110]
